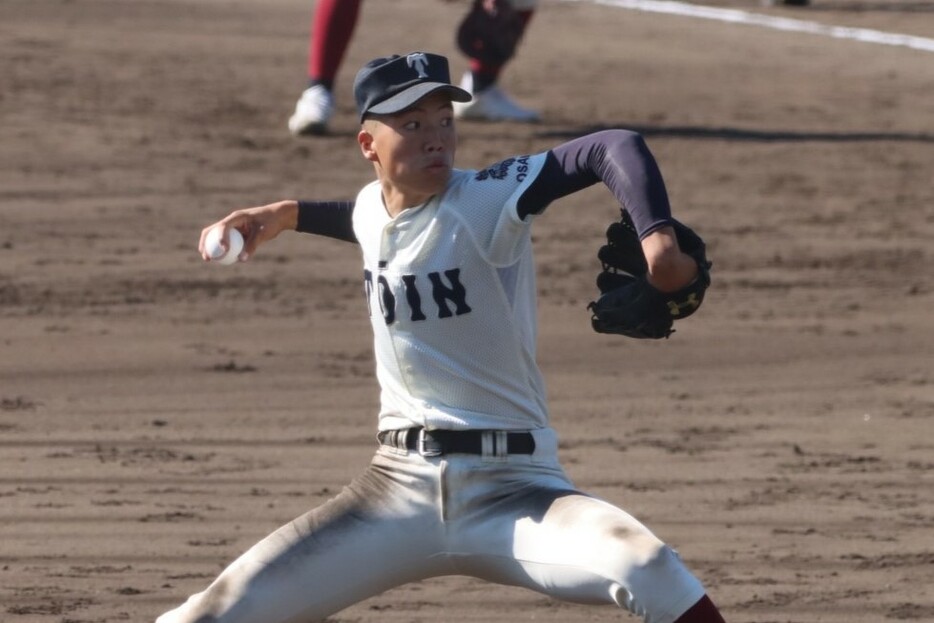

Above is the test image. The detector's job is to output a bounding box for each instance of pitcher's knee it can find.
[611,544,706,623]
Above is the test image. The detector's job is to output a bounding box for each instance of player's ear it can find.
[358,126,378,163]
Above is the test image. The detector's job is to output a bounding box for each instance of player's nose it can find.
[422,126,450,152]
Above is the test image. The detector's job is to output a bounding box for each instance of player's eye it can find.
[403,120,420,131]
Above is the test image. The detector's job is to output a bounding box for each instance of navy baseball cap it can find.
[353,52,471,122]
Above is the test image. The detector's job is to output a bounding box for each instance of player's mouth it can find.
[424,158,450,171]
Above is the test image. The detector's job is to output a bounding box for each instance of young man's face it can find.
[360,91,457,203]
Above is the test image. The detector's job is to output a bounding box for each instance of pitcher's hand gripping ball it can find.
[588,210,711,339]
[204,226,244,266]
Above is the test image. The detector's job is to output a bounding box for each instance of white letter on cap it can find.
[407,53,429,78]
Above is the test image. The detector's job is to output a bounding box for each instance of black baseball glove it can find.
[456,0,525,66]
[587,210,712,339]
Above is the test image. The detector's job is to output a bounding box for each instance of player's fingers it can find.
[200,206,272,262]
[198,224,220,260]
[240,222,268,261]
[234,205,285,260]
[199,215,238,260]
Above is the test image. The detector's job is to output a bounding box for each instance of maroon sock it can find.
[673,595,726,623]
[307,0,362,90]
[469,9,533,91]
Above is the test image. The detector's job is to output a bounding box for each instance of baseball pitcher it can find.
[161,52,722,623]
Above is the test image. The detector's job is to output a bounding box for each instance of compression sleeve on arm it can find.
[516,130,673,238]
[296,200,358,243]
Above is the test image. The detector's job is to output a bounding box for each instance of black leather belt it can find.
[378,428,535,457]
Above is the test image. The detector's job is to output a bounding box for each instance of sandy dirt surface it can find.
[2,0,933,621]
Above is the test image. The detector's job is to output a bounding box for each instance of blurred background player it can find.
[288,0,539,136]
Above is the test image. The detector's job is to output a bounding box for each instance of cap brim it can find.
[365,83,472,119]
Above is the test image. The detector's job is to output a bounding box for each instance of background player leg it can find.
[288,0,362,136]
[454,0,540,122]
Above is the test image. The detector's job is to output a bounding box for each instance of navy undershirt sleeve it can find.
[516,130,674,238]
[296,200,358,243]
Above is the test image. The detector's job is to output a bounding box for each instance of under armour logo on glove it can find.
[407,53,429,78]
[667,294,701,317]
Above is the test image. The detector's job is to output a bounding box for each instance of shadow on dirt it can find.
[537,124,934,143]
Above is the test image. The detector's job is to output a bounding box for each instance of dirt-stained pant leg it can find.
[507,492,706,622]
[441,436,706,623]
[156,429,705,623]
[155,449,451,623]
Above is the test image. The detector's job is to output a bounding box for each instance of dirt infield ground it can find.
[2,0,932,621]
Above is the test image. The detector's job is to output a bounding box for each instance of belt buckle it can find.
[417,428,443,457]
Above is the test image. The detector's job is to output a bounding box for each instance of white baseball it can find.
[205,226,244,266]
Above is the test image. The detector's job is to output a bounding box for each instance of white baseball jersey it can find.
[353,155,549,432]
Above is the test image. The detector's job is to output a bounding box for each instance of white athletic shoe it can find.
[288,85,334,136]
[453,73,540,123]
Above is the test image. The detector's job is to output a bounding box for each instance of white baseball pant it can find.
[156,428,705,623]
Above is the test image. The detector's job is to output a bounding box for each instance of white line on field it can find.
[564,0,934,53]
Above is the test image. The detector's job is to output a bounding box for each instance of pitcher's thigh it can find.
[509,493,705,622]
